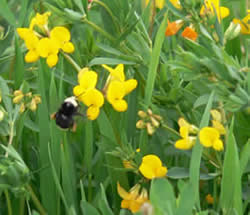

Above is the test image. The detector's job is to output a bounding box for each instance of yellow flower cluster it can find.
[73,64,137,120]
[17,12,74,67]
[117,183,149,213]
[13,90,41,113]
[165,0,230,41]
[73,68,104,120]
[136,109,162,135]
[116,153,166,213]
[175,118,199,150]
[102,64,137,112]
[233,10,250,35]
[200,0,229,22]
[175,109,226,151]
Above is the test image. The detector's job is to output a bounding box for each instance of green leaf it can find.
[240,139,250,176]
[220,117,243,215]
[88,57,136,66]
[150,178,176,215]
[81,201,100,215]
[0,0,16,26]
[14,34,25,88]
[176,92,214,215]
[98,184,114,215]
[144,13,168,107]
[84,121,93,171]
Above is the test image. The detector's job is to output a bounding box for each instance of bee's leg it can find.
[50,113,56,119]
[71,122,77,132]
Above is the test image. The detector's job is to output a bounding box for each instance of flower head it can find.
[169,0,181,9]
[200,0,230,22]
[16,29,40,63]
[117,183,149,213]
[73,68,104,120]
[17,12,74,68]
[181,26,198,41]
[210,109,226,135]
[175,126,196,150]
[199,127,224,151]
[29,12,51,31]
[206,194,214,204]
[233,11,250,35]
[165,20,183,36]
[175,118,198,150]
[102,64,137,112]
[145,0,165,9]
[139,154,167,179]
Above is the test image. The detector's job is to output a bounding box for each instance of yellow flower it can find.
[199,127,224,151]
[117,183,149,213]
[233,11,250,35]
[73,69,104,120]
[139,154,167,179]
[145,0,165,9]
[37,37,59,67]
[73,70,98,99]
[50,27,75,53]
[210,109,226,135]
[178,118,198,134]
[175,126,196,150]
[102,64,125,82]
[81,89,104,120]
[169,0,181,9]
[29,12,51,31]
[0,110,4,122]
[200,0,230,22]
[16,28,40,63]
[106,80,137,112]
[103,64,137,112]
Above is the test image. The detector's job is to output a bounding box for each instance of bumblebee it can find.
[51,96,79,129]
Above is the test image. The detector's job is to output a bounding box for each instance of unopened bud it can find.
[14,90,23,97]
[153,114,162,121]
[146,123,155,135]
[13,94,24,104]
[0,110,4,121]
[150,116,160,128]
[20,103,25,113]
[29,98,37,111]
[123,160,133,169]
[33,95,41,104]
[138,110,147,118]
[26,92,32,97]
[224,22,241,42]
[136,120,146,129]
[0,89,2,103]
[147,109,153,115]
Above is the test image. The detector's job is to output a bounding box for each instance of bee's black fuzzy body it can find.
[54,97,78,129]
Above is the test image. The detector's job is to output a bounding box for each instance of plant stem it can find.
[92,0,120,33]
[81,18,116,42]
[4,190,12,215]
[20,197,25,215]
[26,184,47,215]
[162,123,181,137]
[5,121,15,157]
[61,52,81,72]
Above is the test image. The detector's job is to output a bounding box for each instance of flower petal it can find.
[124,79,137,95]
[50,26,71,43]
